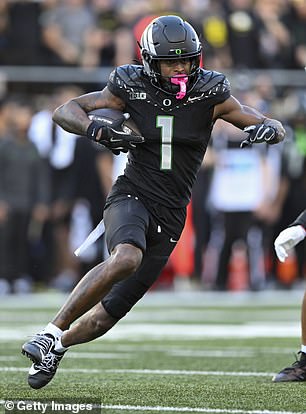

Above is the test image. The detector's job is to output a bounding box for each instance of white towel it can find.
[74,219,105,257]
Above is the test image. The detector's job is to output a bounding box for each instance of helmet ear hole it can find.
[142,50,151,63]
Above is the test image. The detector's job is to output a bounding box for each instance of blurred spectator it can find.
[70,135,114,276]
[254,0,293,69]
[28,86,81,290]
[2,0,43,65]
[224,0,262,68]
[39,0,96,67]
[0,0,9,65]
[0,99,49,294]
[194,1,232,70]
[0,98,16,137]
[88,0,119,68]
[29,85,115,291]
[208,121,273,291]
[251,73,277,114]
[113,0,182,66]
[288,0,306,68]
[113,0,155,66]
[191,145,214,284]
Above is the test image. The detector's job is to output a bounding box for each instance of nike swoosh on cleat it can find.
[29,365,40,375]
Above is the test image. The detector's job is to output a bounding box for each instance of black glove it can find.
[240,119,285,148]
[86,113,144,155]
[240,124,277,148]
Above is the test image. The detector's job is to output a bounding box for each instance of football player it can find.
[21,15,285,389]
[273,209,306,382]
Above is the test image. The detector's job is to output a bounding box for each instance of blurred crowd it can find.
[0,0,305,294]
[1,0,306,70]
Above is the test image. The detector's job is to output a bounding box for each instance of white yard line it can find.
[0,356,20,361]
[58,344,297,355]
[0,348,294,362]
[99,323,300,340]
[68,351,134,359]
[167,350,255,357]
[99,404,305,414]
[106,369,275,377]
[0,367,275,377]
[0,309,300,324]
[0,290,304,309]
[0,401,301,414]
[0,322,300,341]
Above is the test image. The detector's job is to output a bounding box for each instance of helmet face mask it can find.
[140,15,202,96]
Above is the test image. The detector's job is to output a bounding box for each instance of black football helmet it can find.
[140,15,202,96]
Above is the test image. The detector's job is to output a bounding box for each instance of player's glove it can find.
[274,225,306,262]
[86,113,144,155]
[240,119,285,148]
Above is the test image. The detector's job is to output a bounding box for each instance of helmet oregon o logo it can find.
[175,49,182,55]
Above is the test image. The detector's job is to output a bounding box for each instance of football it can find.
[87,108,141,137]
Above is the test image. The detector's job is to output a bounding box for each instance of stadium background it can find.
[0,0,305,294]
[1,1,306,413]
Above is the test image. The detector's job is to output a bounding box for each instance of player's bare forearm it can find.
[213,95,285,143]
[230,104,285,133]
[52,99,91,135]
[213,96,267,128]
[52,87,125,136]
[231,104,267,129]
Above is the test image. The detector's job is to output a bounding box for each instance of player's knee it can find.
[111,244,142,281]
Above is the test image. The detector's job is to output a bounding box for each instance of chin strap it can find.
[170,75,188,99]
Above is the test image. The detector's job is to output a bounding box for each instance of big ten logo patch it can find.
[129,91,147,100]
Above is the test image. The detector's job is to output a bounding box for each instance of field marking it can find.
[0,309,300,324]
[99,404,304,414]
[106,369,275,377]
[68,351,134,359]
[0,367,275,377]
[0,347,295,362]
[0,356,20,361]
[57,344,297,355]
[0,322,301,341]
[0,349,261,360]
[0,401,302,414]
[167,350,255,357]
[101,323,300,340]
[0,290,303,309]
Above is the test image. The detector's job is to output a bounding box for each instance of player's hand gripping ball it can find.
[87,108,144,155]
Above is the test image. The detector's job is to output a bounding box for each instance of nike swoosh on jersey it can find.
[187,95,204,102]
[170,238,178,243]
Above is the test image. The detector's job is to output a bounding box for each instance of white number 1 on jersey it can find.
[156,115,174,170]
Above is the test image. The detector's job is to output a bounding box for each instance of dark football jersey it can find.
[107,65,230,207]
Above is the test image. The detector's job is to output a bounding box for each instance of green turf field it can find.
[0,290,306,414]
